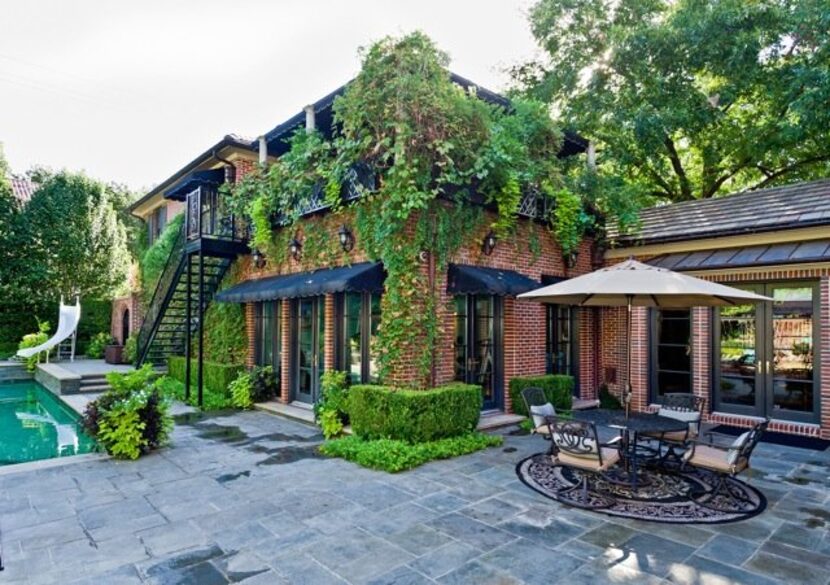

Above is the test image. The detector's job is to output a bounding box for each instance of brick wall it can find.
[110,293,143,345]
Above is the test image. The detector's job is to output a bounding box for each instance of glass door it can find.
[454,295,502,410]
[714,282,819,423]
[294,297,324,404]
[650,309,693,401]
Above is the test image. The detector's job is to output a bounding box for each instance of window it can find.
[454,294,503,410]
[650,309,693,401]
[546,305,576,379]
[254,301,281,385]
[340,292,381,384]
[147,206,167,245]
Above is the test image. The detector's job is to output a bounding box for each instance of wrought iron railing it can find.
[135,220,186,365]
[186,186,242,242]
[516,186,554,220]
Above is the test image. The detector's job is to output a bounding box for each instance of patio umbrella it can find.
[518,259,771,416]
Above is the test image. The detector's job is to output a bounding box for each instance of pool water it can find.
[0,381,98,465]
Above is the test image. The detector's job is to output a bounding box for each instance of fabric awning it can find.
[216,262,385,303]
[447,264,540,296]
[165,169,225,200]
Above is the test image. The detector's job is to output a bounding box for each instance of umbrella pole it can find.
[625,295,633,419]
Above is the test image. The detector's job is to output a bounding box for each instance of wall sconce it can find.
[482,230,497,256]
[252,248,266,269]
[338,225,355,252]
[289,237,303,260]
[565,250,579,269]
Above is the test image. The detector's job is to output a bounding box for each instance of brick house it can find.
[602,180,830,439]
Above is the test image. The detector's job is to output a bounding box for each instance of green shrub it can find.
[167,356,243,394]
[315,371,349,439]
[508,375,574,416]
[123,334,137,364]
[249,366,277,402]
[320,432,503,473]
[229,371,253,409]
[76,300,113,355]
[0,341,18,359]
[348,383,481,443]
[140,214,184,299]
[86,332,114,359]
[18,320,50,372]
[82,365,173,460]
[599,384,623,410]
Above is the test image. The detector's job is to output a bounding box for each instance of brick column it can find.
[280,299,291,403]
[245,303,256,369]
[629,306,649,413]
[502,297,517,413]
[692,307,711,415]
[578,307,597,400]
[324,294,336,373]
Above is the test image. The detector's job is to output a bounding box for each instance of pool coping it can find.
[0,452,109,476]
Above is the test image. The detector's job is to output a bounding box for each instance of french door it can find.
[293,297,325,404]
[454,295,503,411]
[715,282,820,423]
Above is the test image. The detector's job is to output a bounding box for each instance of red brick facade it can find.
[111,293,143,345]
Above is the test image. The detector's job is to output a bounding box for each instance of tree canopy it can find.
[515,0,830,214]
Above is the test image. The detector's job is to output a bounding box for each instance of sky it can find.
[0,0,540,193]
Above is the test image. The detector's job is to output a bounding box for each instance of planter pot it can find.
[105,344,124,364]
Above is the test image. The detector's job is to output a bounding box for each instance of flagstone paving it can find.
[0,409,828,584]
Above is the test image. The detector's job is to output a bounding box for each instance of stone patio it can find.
[0,410,828,585]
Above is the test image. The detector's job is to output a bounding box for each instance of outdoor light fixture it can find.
[565,250,579,269]
[482,230,497,256]
[289,237,303,260]
[252,248,266,269]
[338,224,355,252]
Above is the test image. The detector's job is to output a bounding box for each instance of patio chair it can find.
[643,393,705,464]
[681,418,769,511]
[521,387,555,438]
[545,416,620,509]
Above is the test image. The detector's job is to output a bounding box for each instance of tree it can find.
[515,0,830,209]
[22,170,130,304]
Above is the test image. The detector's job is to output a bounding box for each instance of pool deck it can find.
[0,411,827,585]
[56,359,136,377]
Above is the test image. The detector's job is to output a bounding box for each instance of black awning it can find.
[541,274,568,286]
[649,239,830,271]
[216,262,385,303]
[165,169,225,200]
[447,264,540,296]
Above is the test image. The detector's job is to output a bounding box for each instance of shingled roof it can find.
[9,177,36,204]
[609,179,830,246]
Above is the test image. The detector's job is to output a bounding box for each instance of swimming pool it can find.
[0,381,98,465]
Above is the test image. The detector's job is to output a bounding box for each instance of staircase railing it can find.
[135,220,187,366]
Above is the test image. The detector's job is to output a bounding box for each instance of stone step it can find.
[79,383,111,393]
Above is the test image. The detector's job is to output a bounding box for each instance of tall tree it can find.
[515,0,830,208]
[22,170,130,304]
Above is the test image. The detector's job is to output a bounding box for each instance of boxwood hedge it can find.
[167,356,243,395]
[348,383,482,443]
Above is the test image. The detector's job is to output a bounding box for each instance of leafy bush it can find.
[229,371,253,409]
[249,366,277,402]
[76,300,113,355]
[599,384,623,410]
[320,432,503,473]
[123,334,137,364]
[167,356,243,395]
[18,320,50,372]
[140,214,184,299]
[508,375,574,416]
[86,332,114,359]
[81,365,173,460]
[348,383,481,443]
[0,341,18,360]
[315,371,349,439]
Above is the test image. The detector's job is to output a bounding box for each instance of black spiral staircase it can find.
[135,186,247,403]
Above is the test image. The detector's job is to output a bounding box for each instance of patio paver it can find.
[0,409,827,584]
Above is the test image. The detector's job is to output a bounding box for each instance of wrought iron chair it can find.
[643,393,705,464]
[681,418,769,511]
[521,387,554,438]
[545,416,620,509]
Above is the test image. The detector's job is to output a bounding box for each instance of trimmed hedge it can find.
[508,375,574,416]
[348,383,482,443]
[167,356,243,395]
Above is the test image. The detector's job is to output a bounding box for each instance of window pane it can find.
[718,303,756,406]
[658,371,691,395]
[547,305,573,376]
[653,309,691,399]
[454,297,467,382]
[771,286,814,413]
[343,293,362,384]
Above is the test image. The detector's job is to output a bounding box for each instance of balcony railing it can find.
[516,187,554,220]
[186,186,243,242]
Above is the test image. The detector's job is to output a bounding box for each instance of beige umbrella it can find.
[518,259,771,415]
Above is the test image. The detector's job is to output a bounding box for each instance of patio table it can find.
[573,409,688,490]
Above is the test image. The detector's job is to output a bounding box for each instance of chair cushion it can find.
[535,424,550,435]
[530,403,555,429]
[555,447,620,472]
[657,406,701,434]
[727,432,751,465]
[686,445,747,474]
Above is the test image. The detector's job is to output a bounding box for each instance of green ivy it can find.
[230,32,584,384]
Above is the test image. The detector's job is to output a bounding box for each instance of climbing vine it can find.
[231,32,590,384]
